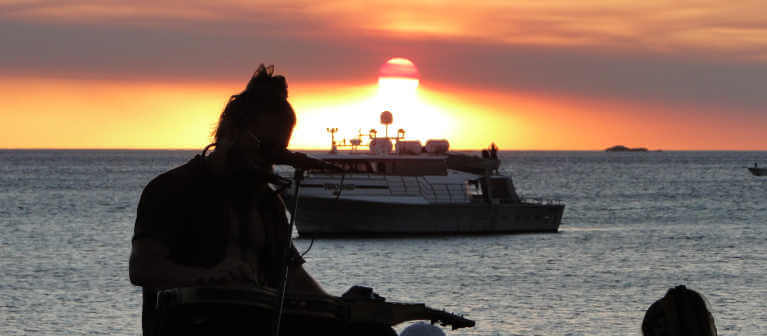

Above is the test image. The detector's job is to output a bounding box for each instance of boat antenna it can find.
[326,128,338,153]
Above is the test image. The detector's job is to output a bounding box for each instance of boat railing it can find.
[301,172,567,205]
[520,197,563,205]
[305,172,388,180]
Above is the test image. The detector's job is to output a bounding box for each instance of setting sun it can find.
[373,57,454,146]
[378,57,420,112]
[288,57,462,150]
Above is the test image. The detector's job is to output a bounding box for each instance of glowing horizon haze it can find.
[1,1,765,150]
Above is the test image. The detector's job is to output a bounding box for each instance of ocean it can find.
[1,150,765,335]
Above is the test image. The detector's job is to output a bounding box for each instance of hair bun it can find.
[243,64,288,100]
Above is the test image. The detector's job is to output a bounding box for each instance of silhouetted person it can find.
[129,65,395,336]
[489,142,498,160]
[642,285,717,336]
[400,322,446,336]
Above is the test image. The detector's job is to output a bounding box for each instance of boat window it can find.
[355,161,373,173]
[375,162,387,174]
[389,158,447,176]
[316,160,376,173]
[313,157,447,176]
[466,180,482,196]
[322,183,355,191]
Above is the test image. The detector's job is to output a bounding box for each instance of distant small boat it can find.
[748,167,767,176]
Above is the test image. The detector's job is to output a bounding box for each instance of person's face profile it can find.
[224,129,262,172]
[250,108,295,151]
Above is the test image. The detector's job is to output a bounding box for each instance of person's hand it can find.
[196,259,258,285]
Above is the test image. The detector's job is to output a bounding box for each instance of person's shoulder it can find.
[143,155,207,195]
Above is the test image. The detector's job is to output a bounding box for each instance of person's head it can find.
[642,285,717,336]
[399,322,446,336]
[212,64,296,165]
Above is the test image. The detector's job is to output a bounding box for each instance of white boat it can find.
[282,112,565,237]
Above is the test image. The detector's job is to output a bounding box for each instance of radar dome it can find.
[380,110,393,125]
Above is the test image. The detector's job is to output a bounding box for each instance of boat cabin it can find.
[292,111,520,204]
[297,153,521,205]
[312,155,448,176]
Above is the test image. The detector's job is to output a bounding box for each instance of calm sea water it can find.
[1,150,765,335]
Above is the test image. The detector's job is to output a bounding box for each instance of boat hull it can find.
[288,196,564,237]
[748,167,767,176]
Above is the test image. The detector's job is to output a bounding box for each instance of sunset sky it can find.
[1,1,765,150]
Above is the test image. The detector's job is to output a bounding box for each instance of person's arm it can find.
[285,263,330,296]
[268,192,331,296]
[130,237,257,289]
[130,175,256,289]
[129,238,199,288]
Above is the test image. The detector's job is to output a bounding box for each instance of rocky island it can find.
[605,145,649,152]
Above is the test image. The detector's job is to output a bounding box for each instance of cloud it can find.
[1,0,766,110]
[5,0,767,53]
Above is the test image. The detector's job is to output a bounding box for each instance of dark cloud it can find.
[412,40,767,111]
[0,19,380,81]
[1,18,765,111]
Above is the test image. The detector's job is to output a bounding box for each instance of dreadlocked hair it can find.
[213,64,295,145]
[641,285,717,336]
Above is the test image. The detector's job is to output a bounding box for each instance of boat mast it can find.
[326,127,338,153]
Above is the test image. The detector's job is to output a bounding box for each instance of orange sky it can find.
[2,74,762,150]
[1,1,766,150]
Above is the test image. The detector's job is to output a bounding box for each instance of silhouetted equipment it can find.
[424,140,449,154]
[156,286,475,331]
[274,150,342,172]
[380,110,393,138]
[380,110,393,124]
[369,138,394,154]
[326,128,338,153]
[395,140,422,155]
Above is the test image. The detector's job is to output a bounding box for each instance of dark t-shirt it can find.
[132,154,303,334]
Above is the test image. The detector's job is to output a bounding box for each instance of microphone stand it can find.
[273,168,304,336]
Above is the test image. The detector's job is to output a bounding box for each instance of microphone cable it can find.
[274,165,346,336]
[273,168,303,336]
[300,171,346,258]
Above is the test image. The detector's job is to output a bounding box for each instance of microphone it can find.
[273,150,344,172]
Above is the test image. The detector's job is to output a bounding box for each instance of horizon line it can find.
[2,147,766,152]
